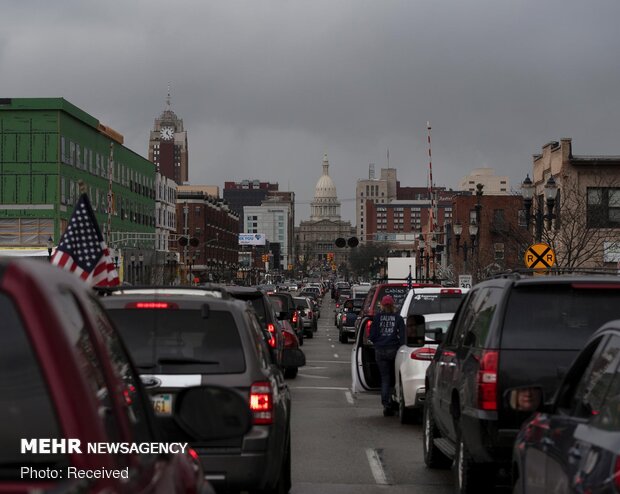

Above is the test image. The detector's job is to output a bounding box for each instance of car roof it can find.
[413,287,469,295]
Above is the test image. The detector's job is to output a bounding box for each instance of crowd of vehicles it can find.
[5,261,620,494]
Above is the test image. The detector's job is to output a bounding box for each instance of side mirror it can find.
[506,386,544,413]
[174,385,252,441]
[406,314,426,347]
[426,328,443,344]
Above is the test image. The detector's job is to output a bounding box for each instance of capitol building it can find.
[295,154,354,273]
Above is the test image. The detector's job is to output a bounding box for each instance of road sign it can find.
[458,274,472,289]
[524,243,555,270]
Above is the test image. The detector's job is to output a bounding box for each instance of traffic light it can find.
[261,254,269,262]
[335,237,359,248]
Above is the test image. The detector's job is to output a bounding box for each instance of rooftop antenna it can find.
[387,148,390,169]
[166,83,172,111]
[427,121,436,236]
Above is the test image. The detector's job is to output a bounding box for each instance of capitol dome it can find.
[310,154,341,221]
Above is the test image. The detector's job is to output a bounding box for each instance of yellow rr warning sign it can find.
[524,243,555,270]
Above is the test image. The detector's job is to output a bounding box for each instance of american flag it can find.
[51,193,120,287]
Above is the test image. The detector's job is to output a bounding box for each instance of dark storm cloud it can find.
[3,0,620,222]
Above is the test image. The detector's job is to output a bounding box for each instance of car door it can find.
[431,288,479,438]
[541,334,620,493]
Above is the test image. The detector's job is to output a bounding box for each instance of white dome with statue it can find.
[310,154,341,221]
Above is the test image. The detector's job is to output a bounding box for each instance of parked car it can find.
[351,282,440,394]
[510,320,620,493]
[0,258,210,494]
[394,312,455,424]
[423,274,620,493]
[338,298,364,343]
[294,296,318,338]
[99,289,293,494]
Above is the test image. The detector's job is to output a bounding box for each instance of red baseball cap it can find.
[381,295,395,306]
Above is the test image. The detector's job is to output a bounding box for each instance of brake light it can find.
[411,347,436,361]
[477,350,498,411]
[250,382,273,425]
[571,283,620,290]
[336,303,340,308]
[292,310,299,324]
[440,288,462,294]
[266,323,277,348]
[187,448,199,462]
[125,302,179,309]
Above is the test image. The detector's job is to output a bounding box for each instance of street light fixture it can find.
[521,174,558,242]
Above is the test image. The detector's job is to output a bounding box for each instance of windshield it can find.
[106,309,245,374]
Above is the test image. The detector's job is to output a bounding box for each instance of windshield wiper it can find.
[156,357,220,365]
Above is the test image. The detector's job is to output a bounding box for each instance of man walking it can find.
[369,295,406,416]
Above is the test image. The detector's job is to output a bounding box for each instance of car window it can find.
[445,288,479,346]
[0,292,71,479]
[591,335,620,431]
[407,293,465,316]
[465,287,501,348]
[86,295,155,446]
[426,319,453,334]
[293,297,309,308]
[569,335,620,418]
[247,310,273,369]
[502,285,620,350]
[376,286,409,312]
[106,308,246,374]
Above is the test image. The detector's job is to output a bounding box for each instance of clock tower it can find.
[148,87,189,184]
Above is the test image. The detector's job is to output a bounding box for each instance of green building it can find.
[0,98,155,251]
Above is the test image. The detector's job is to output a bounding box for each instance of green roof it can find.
[0,97,100,129]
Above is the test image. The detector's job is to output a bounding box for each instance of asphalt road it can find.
[287,295,453,494]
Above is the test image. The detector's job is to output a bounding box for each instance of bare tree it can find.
[545,172,620,270]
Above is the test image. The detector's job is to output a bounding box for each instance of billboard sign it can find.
[239,233,266,246]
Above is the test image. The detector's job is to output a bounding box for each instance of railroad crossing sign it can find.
[524,243,555,270]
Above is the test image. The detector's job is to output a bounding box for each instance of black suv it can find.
[100,288,292,494]
[423,274,620,493]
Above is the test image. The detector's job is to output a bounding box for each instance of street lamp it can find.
[521,174,558,242]
[418,234,426,282]
[47,236,54,261]
[430,235,438,281]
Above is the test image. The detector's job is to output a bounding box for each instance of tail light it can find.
[307,310,313,319]
[440,288,462,294]
[250,382,273,425]
[336,303,340,308]
[292,310,299,324]
[266,323,277,348]
[411,347,436,361]
[364,320,372,338]
[477,350,498,411]
[613,455,620,491]
[283,330,297,348]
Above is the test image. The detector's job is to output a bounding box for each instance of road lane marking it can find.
[366,448,390,485]
[297,373,330,379]
[345,390,354,404]
[333,353,339,358]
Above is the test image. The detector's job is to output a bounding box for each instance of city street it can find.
[288,296,453,494]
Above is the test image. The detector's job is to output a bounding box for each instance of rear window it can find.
[268,293,292,311]
[502,285,620,350]
[293,297,309,308]
[107,309,246,374]
[0,293,70,478]
[376,286,410,311]
[407,293,464,316]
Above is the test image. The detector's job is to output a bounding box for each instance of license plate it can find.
[151,393,173,416]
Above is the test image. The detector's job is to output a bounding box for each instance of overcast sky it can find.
[3,0,620,223]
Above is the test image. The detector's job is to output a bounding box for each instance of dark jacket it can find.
[369,312,406,348]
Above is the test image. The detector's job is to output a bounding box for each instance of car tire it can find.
[306,331,313,339]
[284,367,298,379]
[252,431,291,494]
[422,402,451,469]
[453,433,490,494]
[398,378,415,424]
[339,331,348,343]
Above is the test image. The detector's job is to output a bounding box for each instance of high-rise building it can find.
[147,89,188,184]
[223,179,279,231]
[355,166,398,242]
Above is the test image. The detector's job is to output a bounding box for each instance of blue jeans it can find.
[374,346,399,408]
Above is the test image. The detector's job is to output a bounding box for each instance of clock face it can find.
[160,126,174,140]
